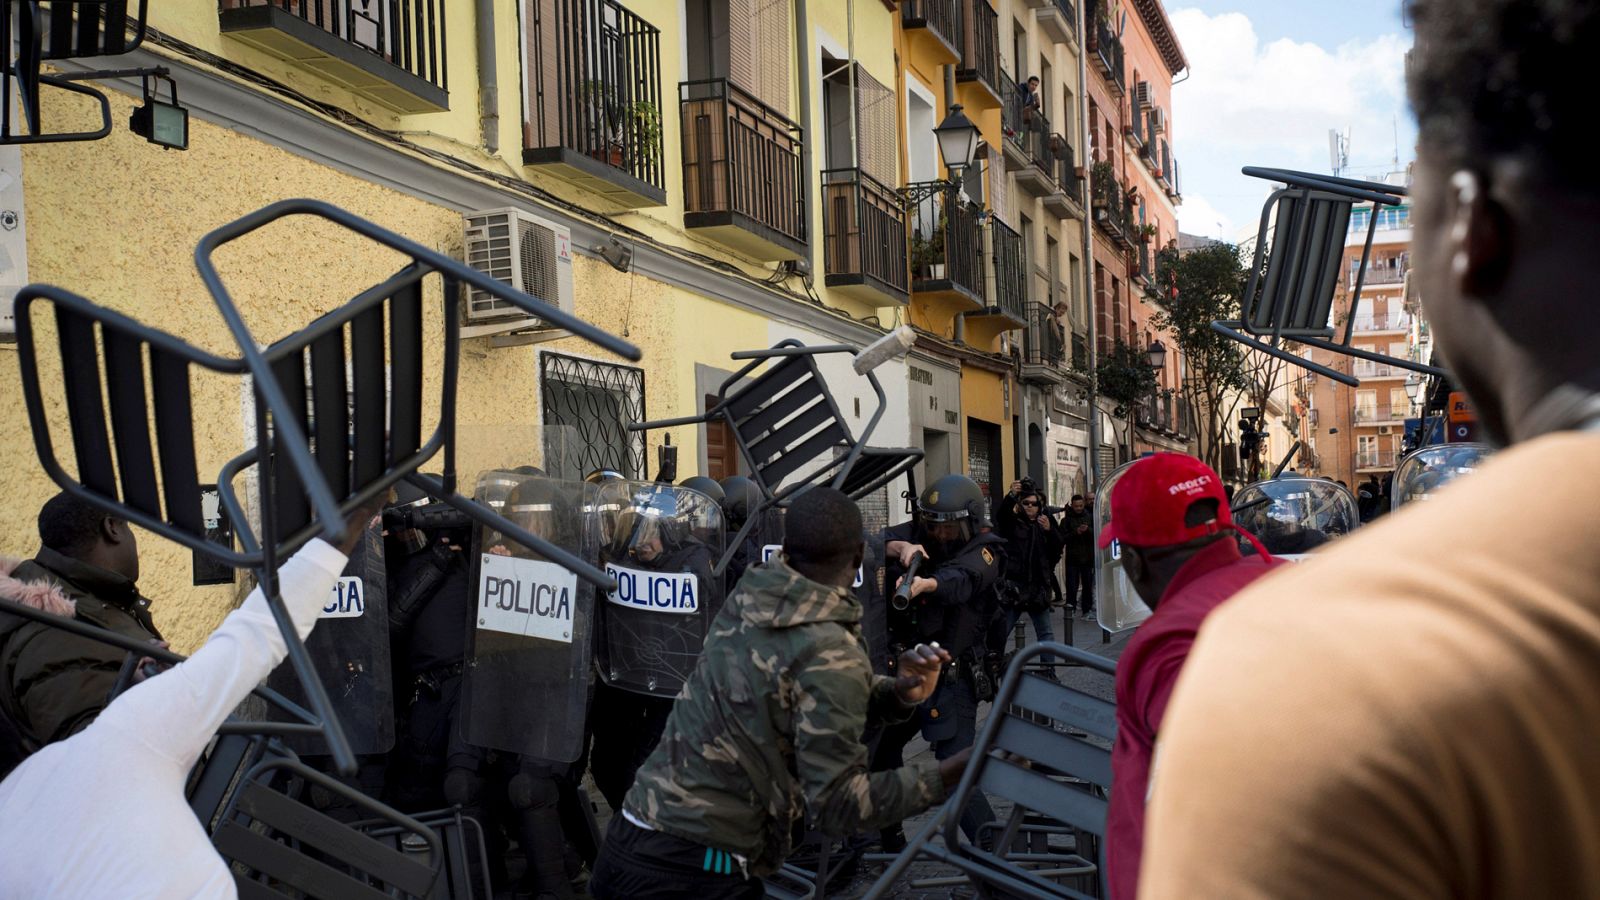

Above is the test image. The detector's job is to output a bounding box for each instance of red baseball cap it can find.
[1098,453,1234,549]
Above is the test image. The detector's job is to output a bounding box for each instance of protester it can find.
[1060,495,1095,618]
[1141,2,1600,895]
[0,491,158,769]
[995,480,1064,672]
[590,488,965,898]
[1093,454,1283,900]
[0,502,376,897]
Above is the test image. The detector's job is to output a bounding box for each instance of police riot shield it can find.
[1391,443,1493,511]
[1094,460,1149,634]
[265,517,394,754]
[461,471,596,763]
[1231,477,1360,561]
[591,481,725,698]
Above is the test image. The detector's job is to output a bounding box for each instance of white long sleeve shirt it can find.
[0,539,347,900]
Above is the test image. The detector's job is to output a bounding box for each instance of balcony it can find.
[1350,311,1411,332]
[1014,110,1057,197]
[822,168,909,305]
[1126,95,1146,151]
[955,0,1003,111]
[1159,139,1173,191]
[1086,0,1125,94]
[521,0,664,208]
[1037,0,1076,45]
[902,0,962,66]
[1349,254,1410,288]
[976,216,1029,327]
[1352,359,1408,379]
[219,0,447,113]
[1021,302,1067,384]
[1356,450,1399,471]
[1043,137,1085,219]
[1352,404,1411,425]
[1092,166,1134,249]
[1071,331,1089,370]
[1175,394,1192,438]
[908,182,986,307]
[680,78,806,260]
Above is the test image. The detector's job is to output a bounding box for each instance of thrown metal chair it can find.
[11,198,639,775]
[865,642,1116,900]
[2,0,153,143]
[629,334,922,574]
[1211,167,1448,387]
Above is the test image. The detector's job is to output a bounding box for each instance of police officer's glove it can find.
[424,538,460,572]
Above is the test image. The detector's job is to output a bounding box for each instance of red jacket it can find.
[1105,538,1284,899]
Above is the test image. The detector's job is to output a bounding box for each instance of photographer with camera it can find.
[996,479,1064,674]
[870,474,1004,850]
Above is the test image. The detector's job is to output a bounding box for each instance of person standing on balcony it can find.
[1010,76,1042,138]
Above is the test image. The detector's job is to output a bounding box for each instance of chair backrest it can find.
[36,0,149,59]
[216,756,442,900]
[721,352,853,498]
[1240,188,1352,339]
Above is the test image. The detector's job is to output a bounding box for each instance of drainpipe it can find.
[1078,0,1100,492]
[847,0,858,168]
[476,0,499,154]
[796,0,817,272]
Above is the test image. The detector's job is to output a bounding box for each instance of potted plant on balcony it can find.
[629,100,663,171]
[911,229,946,280]
[581,80,627,168]
[1091,160,1115,208]
[1137,222,1157,243]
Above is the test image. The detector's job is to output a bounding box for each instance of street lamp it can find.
[1404,372,1423,404]
[934,104,980,188]
[1146,339,1168,370]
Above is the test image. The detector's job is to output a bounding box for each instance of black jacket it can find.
[1060,508,1096,566]
[882,521,1006,658]
[996,495,1065,610]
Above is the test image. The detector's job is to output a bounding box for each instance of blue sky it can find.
[1168,1,1416,241]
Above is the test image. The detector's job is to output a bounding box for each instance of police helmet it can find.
[504,476,571,547]
[611,486,687,562]
[919,474,984,523]
[718,476,764,526]
[679,476,726,504]
[585,468,627,484]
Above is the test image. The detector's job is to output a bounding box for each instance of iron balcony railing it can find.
[907,182,986,301]
[1350,311,1411,331]
[680,78,806,246]
[222,0,447,92]
[1353,360,1407,377]
[989,216,1028,321]
[1087,0,1125,92]
[1051,0,1078,25]
[1176,393,1192,437]
[524,0,663,191]
[1071,331,1089,370]
[1356,450,1399,469]
[822,168,909,298]
[957,0,1001,99]
[1349,254,1410,288]
[1023,302,1066,368]
[902,0,963,56]
[1053,137,1083,201]
[1092,167,1133,245]
[1128,94,1145,148]
[1353,404,1411,424]
[1001,71,1029,152]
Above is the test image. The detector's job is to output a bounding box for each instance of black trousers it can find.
[1064,564,1095,612]
[590,816,764,899]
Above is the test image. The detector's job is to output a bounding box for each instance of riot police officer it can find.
[382,480,506,881]
[718,475,766,586]
[872,474,1004,848]
[590,486,721,811]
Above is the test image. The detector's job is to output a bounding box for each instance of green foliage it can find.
[1077,338,1159,414]
[1149,243,1252,396]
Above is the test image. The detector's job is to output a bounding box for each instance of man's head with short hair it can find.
[37,491,140,581]
[1027,76,1040,87]
[1407,0,1600,444]
[782,488,864,588]
[1070,494,1086,512]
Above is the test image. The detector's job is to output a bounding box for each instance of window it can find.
[1390,388,1409,414]
[1375,205,1410,230]
[540,352,647,481]
[1355,389,1377,417]
[1358,434,1377,455]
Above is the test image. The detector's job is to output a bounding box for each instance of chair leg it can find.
[861,804,947,900]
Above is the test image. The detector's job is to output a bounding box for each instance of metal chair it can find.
[2,0,152,143]
[11,198,640,773]
[629,338,922,574]
[1211,167,1448,387]
[864,641,1116,900]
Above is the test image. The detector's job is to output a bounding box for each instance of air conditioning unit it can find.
[1378,425,1394,435]
[461,207,574,342]
[1150,107,1166,134]
[1135,81,1156,109]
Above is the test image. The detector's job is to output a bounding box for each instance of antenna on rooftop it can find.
[1328,128,1350,178]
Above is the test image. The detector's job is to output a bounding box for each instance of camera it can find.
[382,502,472,534]
[1018,476,1038,495]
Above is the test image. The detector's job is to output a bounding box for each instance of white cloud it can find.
[1176,193,1236,241]
[1167,9,1412,234]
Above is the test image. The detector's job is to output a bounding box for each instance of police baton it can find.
[892,551,926,610]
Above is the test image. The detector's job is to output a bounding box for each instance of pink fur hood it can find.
[0,557,75,618]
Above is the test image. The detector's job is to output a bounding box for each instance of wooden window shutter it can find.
[727,0,756,95]
[854,64,896,184]
[754,0,790,115]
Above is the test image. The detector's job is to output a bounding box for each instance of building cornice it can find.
[49,34,888,348]
[1132,0,1188,76]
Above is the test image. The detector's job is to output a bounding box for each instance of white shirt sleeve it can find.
[94,539,349,766]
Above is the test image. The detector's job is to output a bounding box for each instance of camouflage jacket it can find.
[623,557,946,876]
